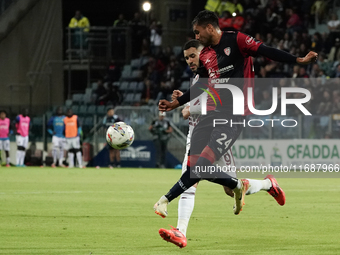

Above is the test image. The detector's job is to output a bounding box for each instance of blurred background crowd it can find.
[80,0,340,116]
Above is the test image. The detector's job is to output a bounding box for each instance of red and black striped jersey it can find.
[197,31,262,115]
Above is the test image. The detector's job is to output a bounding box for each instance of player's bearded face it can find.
[193,24,213,46]
[184,47,200,72]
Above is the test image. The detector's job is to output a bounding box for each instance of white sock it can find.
[76,151,82,167]
[246,179,272,195]
[6,157,10,165]
[52,148,57,164]
[177,186,196,237]
[68,152,74,168]
[59,148,64,165]
[16,150,20,165]
[20,150,25,165]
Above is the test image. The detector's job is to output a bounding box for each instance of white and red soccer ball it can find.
[106,122,134,150]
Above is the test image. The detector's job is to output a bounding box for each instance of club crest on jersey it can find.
[245,36,255,45]
[224,47,231,56]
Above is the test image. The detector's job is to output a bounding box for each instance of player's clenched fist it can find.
[171,90,183,101]
[159,99,180,112]
[297,51,318,65]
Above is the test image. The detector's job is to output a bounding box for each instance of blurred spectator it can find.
[150,21,163,55]
[316,90,332,115]
[159,60,181,99]
[232,11,244,31]
[263,7,278,35]
[332,90,340,113]
[317,53,332,77]
[129,12,147,58]
[286,8,302,35]
[282,33,292,50]
[243,13,255,35]
[335,64,340,78]
[311,0,327,25]
[327,13,340,32]
[68,10,90,50]
[113,14,128,27]
[328,38,340,62]
[103,83,123,106]
[106,60,121,82]
[141,38,151,57]
[310,32,323,52]
[113,14,128,60]
[103,108,122,168]
[205,0,220,14]
[219,11,233,31]
[149,112,173,168]
[94,80,107,105]
[328,13,340,44]
[219,0,244,16]
[256,90,272,110]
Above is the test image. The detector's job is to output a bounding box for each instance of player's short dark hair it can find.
[107,107,114,112]
[0,110,6,114]
[192,10,219,28]
[183,39,202,51]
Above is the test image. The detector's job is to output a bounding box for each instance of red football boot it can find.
[159,226,187,248]
[265,175,286,205]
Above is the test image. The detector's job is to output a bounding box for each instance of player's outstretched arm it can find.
[257,44,318,64]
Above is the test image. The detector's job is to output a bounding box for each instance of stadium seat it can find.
[78,105,87,115]
[113,81,120,87]
[141,57,149,66]
[173,46,182,56]
[124,93,134,104]
[131,70,141,79]
[179,81,190,91]
[83,94,92,104]
[123,65,132,73]
[97,105,106,115]
[71,105,79,114]
[85,88,93,95]
[65,99,73,107]
[87,105,96,114]
[120,81,129,91]
[72,94,84,104]
[91,82,98,90]
[78,117,84,126]
[121,70,131,80]
[129,81,137,92]
[103,82,109,90]
[84,116,94,126]
[130,58,140,69]
[134,93,142,102]
[136,82,144,92]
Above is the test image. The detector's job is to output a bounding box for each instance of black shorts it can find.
[190,111,245,160]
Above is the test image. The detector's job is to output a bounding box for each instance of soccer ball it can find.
[106,122,134,150]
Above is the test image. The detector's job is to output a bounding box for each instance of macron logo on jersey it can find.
[205,59,211,64]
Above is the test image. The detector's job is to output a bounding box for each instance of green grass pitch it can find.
[0,167,340,254]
